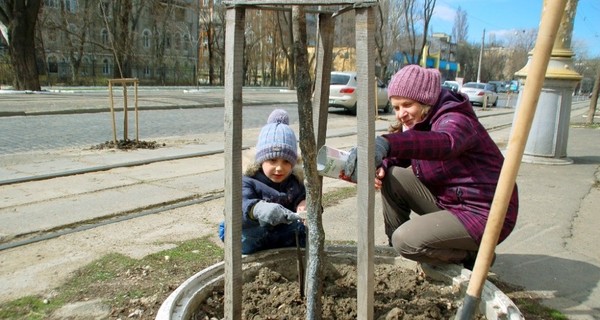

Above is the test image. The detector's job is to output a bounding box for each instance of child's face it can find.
[261,158,293,183]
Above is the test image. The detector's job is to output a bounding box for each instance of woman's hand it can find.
[374,167,386,190]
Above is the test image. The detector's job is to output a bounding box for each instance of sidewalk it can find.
[0,95,599,319]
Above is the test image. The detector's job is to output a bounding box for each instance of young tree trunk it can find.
[291,5,325,319]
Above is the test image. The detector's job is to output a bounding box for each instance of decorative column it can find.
[514,0,582,164]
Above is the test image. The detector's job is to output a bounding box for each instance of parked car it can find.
[328,71,391,115]
[459,82,499,107]
[442,80,460,93]
[489,81,508,93]
[508,80,519,93]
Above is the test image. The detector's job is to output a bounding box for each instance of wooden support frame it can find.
[223,2,378,319]
[108,78,139,143]
[223,7,245,320]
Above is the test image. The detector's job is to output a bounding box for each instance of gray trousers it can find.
[381,166,479,265]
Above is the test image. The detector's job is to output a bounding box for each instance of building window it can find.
[64,0,77,13]
[101,29,109,45]
[143,30,151,48]
[183,34,189,50]
[48,56,58,73]
[102,59,110,75]
[144,65,151,77]
[98,1,111,17]
[68,23,78,42]
[165,35,171,49]
[174,33,181,50]
[81,57,90,76]
[44,0,59,8]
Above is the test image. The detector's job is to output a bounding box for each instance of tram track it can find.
[0,104,588,252]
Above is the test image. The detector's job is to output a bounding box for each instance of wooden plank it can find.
[223,6,245,320]
[224,0,378,6]
[312,12,334,150]
[355,6,376,320]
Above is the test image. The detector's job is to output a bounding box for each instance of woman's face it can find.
[390,96,425,129]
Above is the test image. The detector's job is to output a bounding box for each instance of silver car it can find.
[459,82,499,107]
[328,71,391,115]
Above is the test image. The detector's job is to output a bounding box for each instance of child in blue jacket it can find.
[219,109,306,254]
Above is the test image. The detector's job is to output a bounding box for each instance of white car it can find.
[459,82,498,107]
[328,71,391,115]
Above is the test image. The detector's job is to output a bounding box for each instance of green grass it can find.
[511,297,569,320]
[0,236,223,319]
[322,186,357,208]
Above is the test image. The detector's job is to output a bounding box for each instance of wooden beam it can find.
[312,12,334,150]
[223,6,245,320]
[355,6,376,320]
[224,0,378,6]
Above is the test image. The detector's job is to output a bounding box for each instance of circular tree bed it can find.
[159,246,521,319]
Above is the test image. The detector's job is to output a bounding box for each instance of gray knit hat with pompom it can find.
[255,109,297,166]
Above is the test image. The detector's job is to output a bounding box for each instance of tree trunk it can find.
[6,0,42,91]
[587,67,600,125]
[291,5,325,320]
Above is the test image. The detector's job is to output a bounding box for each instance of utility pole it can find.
[476,28,485,83]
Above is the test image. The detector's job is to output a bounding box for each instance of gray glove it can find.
[343,136,390,182]
[252,201,301,227]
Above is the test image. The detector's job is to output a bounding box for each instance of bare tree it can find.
[0,0,42,90]
[400,0,418,64]
[276,9,295,89]
[374,1,391,79]
[200,1,226,85]
[418,0,436,64]
[38,0,96,84]
[505,28,536,79]
[388,0,436,67]
[291,6,324,319]
[380,0,405,74]
[480,49,506,82]
[100,0,146,79]
[455,41,479,82]
[452,6,468,44]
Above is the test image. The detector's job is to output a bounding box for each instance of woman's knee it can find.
[390,227,424,260]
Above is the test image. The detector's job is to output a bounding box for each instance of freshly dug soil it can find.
[90,139,164,150]
[191,257,485,320]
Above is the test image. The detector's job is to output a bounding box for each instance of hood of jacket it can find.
[243,148,304,183]
[413,88,475,131]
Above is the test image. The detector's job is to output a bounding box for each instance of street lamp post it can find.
[514,0,582,164]
[476,29,485,83]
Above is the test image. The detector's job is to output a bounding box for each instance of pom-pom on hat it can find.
[267,108,290,125]
[255,109,298,166]
[387,64,441,106]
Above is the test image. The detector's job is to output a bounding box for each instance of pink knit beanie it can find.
[387,65,441,106]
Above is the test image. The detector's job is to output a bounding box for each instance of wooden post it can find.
[223,6,244,320]
[107,78,139,143]
[355,6,376,320]
[108,81,117,143]
[122,82,128,141]
[135,81,139,141]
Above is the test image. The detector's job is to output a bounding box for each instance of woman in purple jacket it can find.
[344,65,518,269]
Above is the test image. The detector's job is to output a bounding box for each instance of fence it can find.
[0,61,224,87]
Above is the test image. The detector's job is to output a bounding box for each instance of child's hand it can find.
[296,200,307,212]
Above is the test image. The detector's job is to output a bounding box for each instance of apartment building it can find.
[38,0,200,85]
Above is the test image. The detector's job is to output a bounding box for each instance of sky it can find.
[430,0,600,58]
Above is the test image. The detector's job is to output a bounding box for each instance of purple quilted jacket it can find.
[382,89,518,244]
